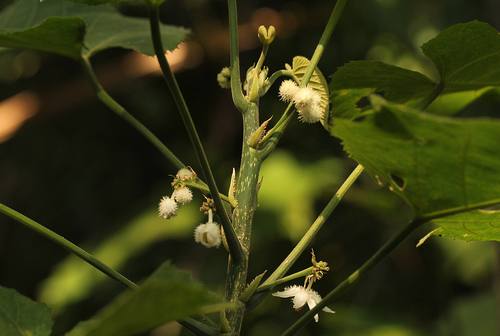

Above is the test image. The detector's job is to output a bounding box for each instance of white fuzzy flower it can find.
[158,196,178,219]
[177,168,194,180]
[172,187,193,205]
[272,285,335,322]
[194,222,222,248]
[293,86,323,123]
[279,79,300,102]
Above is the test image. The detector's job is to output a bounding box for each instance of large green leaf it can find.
[432,210,500,241]
[0,286,53,336]
[329,61,436,103]
[421,21,500,89]
[66,261,232,336]
[329,21,500,121]
[0,0,189,58]
[332,98,500,241]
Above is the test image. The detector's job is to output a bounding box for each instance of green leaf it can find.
[432,210,500,241]
[421,21,500,89]
[0,286,53,336]
[329,21,500,117]
[66,261,232,336]
[332,99,500,231]
[0,0,189,58]
[329,61,436,103]
[292,56,330,128]
[0,16,85,59]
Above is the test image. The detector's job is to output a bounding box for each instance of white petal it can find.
[272,285,303,298]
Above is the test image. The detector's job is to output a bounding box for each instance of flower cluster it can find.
[158,168,195,219]
[279,79,323,123]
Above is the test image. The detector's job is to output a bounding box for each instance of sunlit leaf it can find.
[0,0,189,58]
[332,99,500,241]
[66,261,232,336]
[0,286,53,336]
[292,56,330,128]
[432,210,500,241]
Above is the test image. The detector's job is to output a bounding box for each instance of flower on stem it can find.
[278,79,323,123]
[194,209,221,248]
[158,196,178,219]
[272,285,335,322]
[172,186,193,205]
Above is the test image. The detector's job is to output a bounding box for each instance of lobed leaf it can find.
[332,99,500,241]
[421,21,500,89]
[66,261,232,336]
[329,61,436,103]
[0,286,53,336]
[329,21,500,119]
[0,0,189,58]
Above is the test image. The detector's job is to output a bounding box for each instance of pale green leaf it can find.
[0,0,189,58]
[0,286,53,336]
[432,210,500,242]
[66,261,232,336]
[332,99,500,237]
[292,56,330,128]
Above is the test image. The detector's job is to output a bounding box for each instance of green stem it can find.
[281,218,424,336]
[300,0,348,86]
[147,5,244,263]
[263,164,364,286]
[80,56,185,171]
[0,203,139,290]
[227,0,249,111]
[414,81,446,111]
[224,103,262,333]
[256,267,314,292]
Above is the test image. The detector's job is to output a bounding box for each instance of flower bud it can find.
[279,79,300,102]
[258,25,276,45]
[217,67,231,89]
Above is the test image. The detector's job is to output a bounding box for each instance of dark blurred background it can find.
[1,0,500,335]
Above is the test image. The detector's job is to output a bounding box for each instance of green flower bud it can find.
[258,25,276,45]
[217,67,231,89]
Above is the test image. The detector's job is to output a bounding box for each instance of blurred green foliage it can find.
[0,0,499,335]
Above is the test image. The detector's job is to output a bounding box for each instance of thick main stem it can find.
[224,103,262,333]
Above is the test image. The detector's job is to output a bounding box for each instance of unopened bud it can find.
[258,25,276,45]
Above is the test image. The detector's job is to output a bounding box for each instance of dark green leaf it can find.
[66,262,232,336]
[432,210,500,241]
[329,61,436,103]
[0,16,85,59]
[332,99,500,229]
[0,0,189,58]
[0,286,53,336]
[421,21,500,89]
[329,87,375,122]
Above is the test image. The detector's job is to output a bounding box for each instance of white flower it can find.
[272,285,335,322]
[172,187,193,205]
[194,222,222,248]
[158,196,178,219]
[279,79,300,102]
[279,80,323,124]
[293,86,323,123]
[177,168,194,180]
